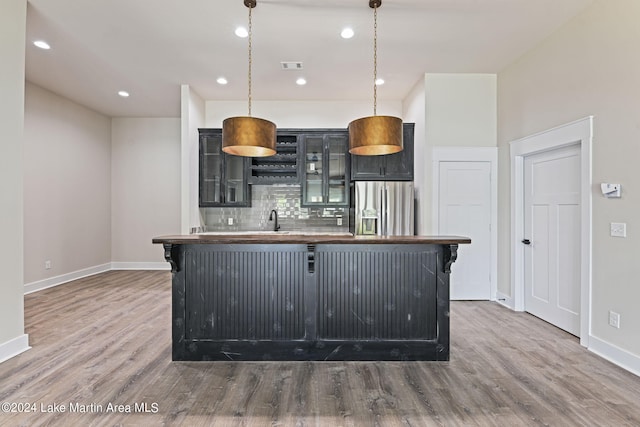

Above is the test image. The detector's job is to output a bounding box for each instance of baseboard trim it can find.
[0,334,30,364]
[24,263,112,294]
[111,262,170,271]
[24,262,170,294]
[495,292,515,310]
[589,335,640,378]
[494,300,640,378]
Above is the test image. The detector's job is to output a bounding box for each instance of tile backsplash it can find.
[200,185,350,233]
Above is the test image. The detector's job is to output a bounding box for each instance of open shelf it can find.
[248,134,300,185]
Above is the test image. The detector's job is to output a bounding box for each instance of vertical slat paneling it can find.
[317,245,438,340]
[185,245,306,340]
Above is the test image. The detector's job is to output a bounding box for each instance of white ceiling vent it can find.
[281,61,303,70]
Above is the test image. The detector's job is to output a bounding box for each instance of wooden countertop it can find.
[153,233,471,245]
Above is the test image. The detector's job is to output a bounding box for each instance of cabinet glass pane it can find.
[328,136,347,204]
[202,137,222,204]
[225,155,245,203]
[304,137,324,204]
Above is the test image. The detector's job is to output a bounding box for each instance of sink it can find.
[199,231,353,236]
[284,231,353,236]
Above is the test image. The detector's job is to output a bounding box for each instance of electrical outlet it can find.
[228,218,234,225]
[610,222,627,237]
[45,260,52,270]
[337,217,343,226]
[608,310,621,329]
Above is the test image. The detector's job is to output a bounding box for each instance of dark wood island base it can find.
[153,234,470,362]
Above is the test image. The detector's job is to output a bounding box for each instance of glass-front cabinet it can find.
[301,132,349,207]
[303,135,324,205]
[199,129,251,207]
[327,135,349,205]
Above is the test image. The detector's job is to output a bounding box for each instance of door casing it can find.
[432,147,498,301]
[509,117,592,348]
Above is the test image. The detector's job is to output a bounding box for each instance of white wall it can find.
[111,118,181,267]
[204,100,403,128]
[23,83,112,285]
[0,0,28,361]
[402,76,427,234]
[23,88,180,282]
[498,0,640,362]
[426,74,497,148]
[181,85,205,233]
[406,73,497,235]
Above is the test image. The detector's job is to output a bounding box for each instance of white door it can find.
[438,161,492,300]
[523,144,581,336]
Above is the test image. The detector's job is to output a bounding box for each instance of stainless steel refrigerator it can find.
[353,181,414,236]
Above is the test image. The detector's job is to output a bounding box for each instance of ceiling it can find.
[25,0,594,118]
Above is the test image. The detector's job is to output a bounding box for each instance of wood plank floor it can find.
[1,270,639,426]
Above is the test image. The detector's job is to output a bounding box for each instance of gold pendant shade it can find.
[348,0,403,156]
[222,116,276,157]
[221,0,276,158]
[348,115,403,156]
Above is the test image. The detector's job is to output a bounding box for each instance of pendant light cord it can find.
[248,4,253,117]
[373,4,378,116]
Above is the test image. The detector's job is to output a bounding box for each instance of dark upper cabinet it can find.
[301,131,350,207]
[351,123,414,181]
[199,129,251,207]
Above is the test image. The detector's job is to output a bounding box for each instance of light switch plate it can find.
[610,222,626,237]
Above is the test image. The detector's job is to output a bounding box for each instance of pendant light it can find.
[348,0,403,156]
[222,0,276,157]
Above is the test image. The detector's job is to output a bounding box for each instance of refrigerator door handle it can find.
[378,184,384,236]
[380,186,384,236]
[383,185,388,235]
[388,186,393,235]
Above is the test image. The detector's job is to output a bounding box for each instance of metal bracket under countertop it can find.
[307,244,316,273]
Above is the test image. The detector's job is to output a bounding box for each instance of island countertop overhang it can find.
[152,234,471,245]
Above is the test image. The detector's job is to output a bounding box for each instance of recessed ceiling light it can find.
[235,27,248,38]
[118,91,130,98]
[296,78,307,86]
[217,77,228,85]
[33,40,51,50]
[375,78,385,86]
[341,28,354,39]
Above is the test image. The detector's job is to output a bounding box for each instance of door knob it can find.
[522,239,531,245]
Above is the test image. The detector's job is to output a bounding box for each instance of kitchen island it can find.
[153,233,470,361]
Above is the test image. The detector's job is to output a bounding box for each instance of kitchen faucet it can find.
[269,209,280,232]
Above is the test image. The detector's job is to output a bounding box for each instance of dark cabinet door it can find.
[224,154,250,206]
[350,123,414,181]
[200,133,223,205]
[199,129,250,207]
[301,131,350,207]
[381,123,414,181]
[350,154,385,181]
[326,134,349,206]
[302,134,325,206]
